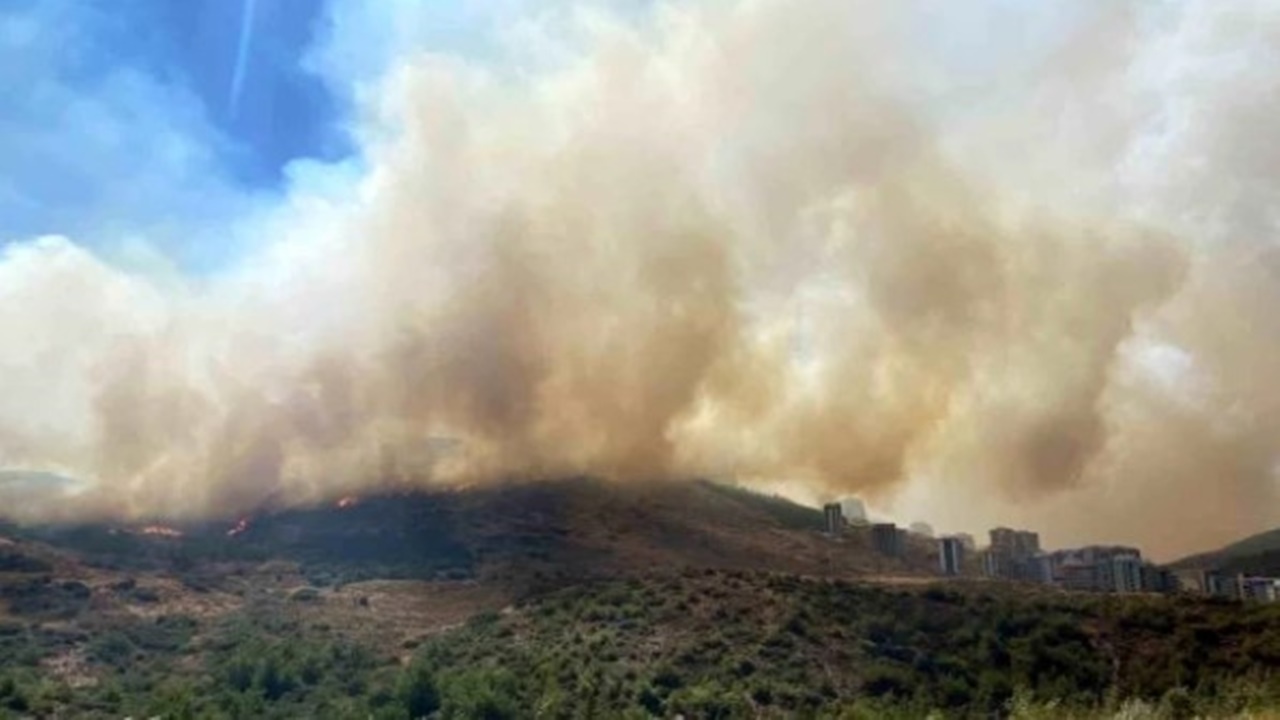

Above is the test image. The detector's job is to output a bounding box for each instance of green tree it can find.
[398,663,441,719]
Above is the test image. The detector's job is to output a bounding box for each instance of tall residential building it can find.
[1238,576,1280,602]
[939,536,965,575]
[990,527,1041,559]
[954,533,977,551]
[871,523,903,557]
[989,527,1016,554]
[822,503,844,535]
[1043,546,1154,593]
[1202,570,1230,598]
[1057,557,1097,591]
[981,549,1004,578]
[1032,553,1056,584]
[1141,564,1180,594]
[987,527,1043,581]
[1112,554,1144,593]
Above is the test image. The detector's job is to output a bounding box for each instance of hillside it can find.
[0,478,937,672]
[1172,526,1280,576]
[8,478,936,589]
[3,563,1280,718]
[3,479,1280,718]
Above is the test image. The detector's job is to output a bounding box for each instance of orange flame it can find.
[226,517,250,537]
[336,496,359,509]
[138,525,183,539]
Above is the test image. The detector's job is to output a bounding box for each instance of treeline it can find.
[4,570,1280,717]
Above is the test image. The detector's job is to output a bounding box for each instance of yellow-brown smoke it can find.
[1,0,1277,558]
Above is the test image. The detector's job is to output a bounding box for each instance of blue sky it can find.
[0,0,1078,273]
[0,0,504,272]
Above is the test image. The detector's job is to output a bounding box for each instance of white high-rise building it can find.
[939,537,965,575]
[822,503,844,535]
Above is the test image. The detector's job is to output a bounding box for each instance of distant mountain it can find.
[1171,526,1280,576]
[0,469,85,505]
[0,470,89,523]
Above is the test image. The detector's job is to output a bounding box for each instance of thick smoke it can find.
[1,0,1278,558]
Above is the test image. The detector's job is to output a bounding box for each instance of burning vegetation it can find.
[135,525,183,539]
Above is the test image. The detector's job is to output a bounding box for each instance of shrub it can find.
[397,663,441,719]
[289,587,323,603]
[439,669,521,720]
[89,632,136,667]
[0,552,51,574]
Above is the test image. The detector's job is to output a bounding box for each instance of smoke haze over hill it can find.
[2,0,1279,558]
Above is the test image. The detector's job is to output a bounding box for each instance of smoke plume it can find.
[2,0,1278,558]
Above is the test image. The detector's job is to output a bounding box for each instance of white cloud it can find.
[0,1,262,270]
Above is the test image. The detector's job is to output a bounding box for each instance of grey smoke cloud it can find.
[1,0,1277,558]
